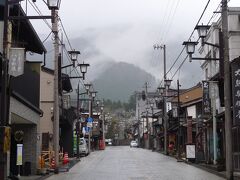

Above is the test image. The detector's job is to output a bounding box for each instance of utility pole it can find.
[137,102,140,147]
[0,0,10,179]
[88,97,92,154]
[52,9,60,173]
[177,80,182,161]
[102,109,105,149]
[154,44,167,154]
[145,82,149,149]
[76,83,80,159]
[163,45,168,155]
[222,0,233,179]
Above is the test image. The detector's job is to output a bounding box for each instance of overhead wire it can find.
[161,0,181,43]
[157,0,172,42]
[25,0,91,98]
[164,0,212,82]
[28,0,52,30]
[42,31,52,43]
[58,17,73,50]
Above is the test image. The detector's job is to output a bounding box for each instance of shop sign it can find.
[231,58,240,125]
[202,81,211,116]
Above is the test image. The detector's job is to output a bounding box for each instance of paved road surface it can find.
[46,146,225,180]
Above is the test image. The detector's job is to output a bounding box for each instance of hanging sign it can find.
[231,58,240,125]
[202,81,211,116]
[9,48,25,77]
[16,144,23,166]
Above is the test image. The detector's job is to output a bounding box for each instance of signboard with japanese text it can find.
[9,48,25,77]
[166,102,172,112]
[231,58,240,125]
[16,144,23,165]
[202,81,211,116]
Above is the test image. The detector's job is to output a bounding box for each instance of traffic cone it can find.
[51,157,55,169]
[63,152,69,165]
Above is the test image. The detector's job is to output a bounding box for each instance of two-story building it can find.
[199,7,240,171]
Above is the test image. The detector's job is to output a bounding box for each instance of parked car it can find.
[79,138,89,156]
[130,140,138,148]
[108,141,112,145]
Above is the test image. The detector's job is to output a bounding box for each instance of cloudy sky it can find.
[25,0,240,89]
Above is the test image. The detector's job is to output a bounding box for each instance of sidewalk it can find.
[186,162,226,179]
[11,157,80,180]
[153,149,226,179]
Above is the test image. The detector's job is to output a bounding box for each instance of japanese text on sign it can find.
[231,58,240,125]
[202,81,211,116]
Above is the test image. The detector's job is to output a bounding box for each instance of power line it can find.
[42,31,52,43]
[165,0,211,81]
[58,17,73,50]
[161,0,181,43]
[28,0,52,30]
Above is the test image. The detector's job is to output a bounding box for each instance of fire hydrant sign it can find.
[16,144,23,165]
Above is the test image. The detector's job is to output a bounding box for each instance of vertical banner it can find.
[187,116,193,144]
[202,81,211,116]
[16,144,23,166]
[231,57,240,125]
[9,48,25,77]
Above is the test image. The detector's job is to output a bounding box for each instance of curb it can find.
[186,162,226,179]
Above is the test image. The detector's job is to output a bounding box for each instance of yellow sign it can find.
[4,127,11,153]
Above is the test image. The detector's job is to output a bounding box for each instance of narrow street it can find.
[46,146,224,180]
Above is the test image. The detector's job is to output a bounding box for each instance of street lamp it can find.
[68,50,80,67]
[47,0,61,10]
[84,83,91,94]
[157,86,165,95]
[90,91,97,99]
[182,41,198,62]
[183,24,222,62]
[78,62,89,80]
[195,25,210,39]
[164,79,172,90]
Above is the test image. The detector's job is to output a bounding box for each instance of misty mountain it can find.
[93,62,156,102]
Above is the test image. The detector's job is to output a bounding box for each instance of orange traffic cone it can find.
[63,152,69,165]
[51,157,55,169]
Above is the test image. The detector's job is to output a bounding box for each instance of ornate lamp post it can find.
[68,50,80,67]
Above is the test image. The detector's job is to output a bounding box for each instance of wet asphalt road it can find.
[46,146,225,180]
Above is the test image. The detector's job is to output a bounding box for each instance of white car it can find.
[79,138,89,156]
[108,141,112,145]
[130,140,138,148]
